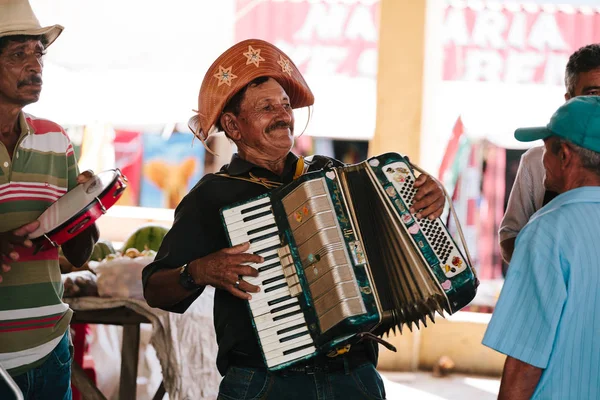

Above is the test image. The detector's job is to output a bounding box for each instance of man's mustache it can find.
[17,76,43,88]
[266,121,292,133]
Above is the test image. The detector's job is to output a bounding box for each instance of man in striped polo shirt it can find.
[0,1,98,398]
[483,96,600,399]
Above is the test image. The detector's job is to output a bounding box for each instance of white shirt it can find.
[499,146,546,242]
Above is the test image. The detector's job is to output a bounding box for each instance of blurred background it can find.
[23,0,600,398]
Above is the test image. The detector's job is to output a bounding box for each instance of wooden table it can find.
[70,306,166,400]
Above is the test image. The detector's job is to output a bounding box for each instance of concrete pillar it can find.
[370,0,428,164]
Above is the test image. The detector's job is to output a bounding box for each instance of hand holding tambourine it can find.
[0,169,127,282]
[0,220,40,283]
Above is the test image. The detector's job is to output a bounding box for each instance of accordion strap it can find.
[410,162,475,275]
[217,156,310,189]
[216,172,283,189]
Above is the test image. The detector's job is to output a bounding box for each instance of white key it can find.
[222,196,271,219]
[255,316,305,335]
[230,226,279,246]
[260,326,309,347]
[266,345,316,369]
[264,335,314,361]
[250,297,297,317]
[252,286,288,305]
[224,209,272,226]
[263,328,312,350]
[229,218,277,238]
[249,285,290,305]
[256,313,307,337]
[254,304,301,326]
[262,330,313,357]
[227,214,276,234]
[249,237,280,254]
[245,268,284,286]
[224,206,272,226]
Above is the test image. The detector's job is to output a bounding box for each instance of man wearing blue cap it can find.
[483,96,600,399]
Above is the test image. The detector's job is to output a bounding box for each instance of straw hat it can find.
[0,0,63,47]
[188,39,314,146]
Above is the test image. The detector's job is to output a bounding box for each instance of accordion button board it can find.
[377,161,468,279]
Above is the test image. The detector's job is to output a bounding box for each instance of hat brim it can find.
[0,24,64,47]
[514,126,552,143]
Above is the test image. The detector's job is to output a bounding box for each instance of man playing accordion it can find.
[143,39,445,400]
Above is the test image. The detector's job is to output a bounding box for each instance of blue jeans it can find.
[0,332,73,400]
[218,363,386,400]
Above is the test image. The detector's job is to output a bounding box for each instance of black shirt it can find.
[142,152,377,375]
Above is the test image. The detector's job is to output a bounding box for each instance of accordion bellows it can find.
[221,152,478,370]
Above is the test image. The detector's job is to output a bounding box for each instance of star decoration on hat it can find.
[243,46,265,67]
[277,55,293,76]
[213,65,237,87]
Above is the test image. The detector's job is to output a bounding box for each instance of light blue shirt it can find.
[483,187,600,400]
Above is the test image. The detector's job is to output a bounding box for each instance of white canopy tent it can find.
[26,0,236,126]
[24,0,379,141]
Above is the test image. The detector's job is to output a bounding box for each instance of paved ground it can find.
[380,371,500,400]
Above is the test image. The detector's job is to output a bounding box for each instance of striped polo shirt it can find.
[0,112,79,376]
[483,187,600,399]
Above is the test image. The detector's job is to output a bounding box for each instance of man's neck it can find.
[0,103,23,138]
[560,170,600,193]
[238,149,290,176]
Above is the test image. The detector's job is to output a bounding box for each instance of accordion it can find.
[221,152,478,371]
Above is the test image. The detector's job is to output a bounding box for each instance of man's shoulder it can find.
[24,114,67,136]
[180,171,241,205]
[521,196,578,241]
[185,172,224,196]
[511,145,545,192]
[520,145,544,165]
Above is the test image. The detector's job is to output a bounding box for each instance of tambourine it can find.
[29,169,128,253]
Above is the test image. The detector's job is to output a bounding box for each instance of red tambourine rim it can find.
[30,169,125,242]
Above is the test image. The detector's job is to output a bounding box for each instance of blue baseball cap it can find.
[515,96,600,153]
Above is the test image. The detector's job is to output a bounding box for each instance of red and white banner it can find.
[235,0,380,79]
[442,3,600,85]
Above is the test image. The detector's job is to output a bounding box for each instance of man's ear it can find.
[560,142,574,168]
[221,113,241,141]
[564,92,572,101]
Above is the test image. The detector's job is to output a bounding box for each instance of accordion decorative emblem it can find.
[221,152,478,370]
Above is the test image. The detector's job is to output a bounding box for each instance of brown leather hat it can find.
[188,39,314,145]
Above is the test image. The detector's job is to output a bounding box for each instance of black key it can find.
[283,342,314,356]
[241,202,271,214]
[271,301,299,314]
[248,223,277,236]
[243,210,272,223]
[255,244,280,255]
[250,231,279,244]
[264,253,279,262]
[280,330,310,343]
[258,262,281,273]
[269,295,292,307]
[277,322,305,335]
[265,282,288,293]
[273,309,303,322]
[263,274,285,286]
